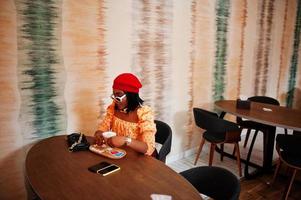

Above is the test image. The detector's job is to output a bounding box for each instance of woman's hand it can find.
[107,136,126,147]
[94,130,104,145]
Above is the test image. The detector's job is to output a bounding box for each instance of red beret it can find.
[112,73,142,93]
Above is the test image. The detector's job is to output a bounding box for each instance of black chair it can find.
[180,166,240,200]
[236,96,285,177]
[154,120,172,163]
[193,108,242,177]
[272,133,301,200]
[237,96,281,148]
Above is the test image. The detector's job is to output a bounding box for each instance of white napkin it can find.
[263,107,272,112]
[239,95,248,101]
[150,194,172,200]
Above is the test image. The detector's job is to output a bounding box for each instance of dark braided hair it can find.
[125,92,144,112]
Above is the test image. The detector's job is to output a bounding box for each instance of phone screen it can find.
[98,164,120,176]
[88,161,112,173]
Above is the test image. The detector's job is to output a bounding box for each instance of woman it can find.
[94,73,156,156]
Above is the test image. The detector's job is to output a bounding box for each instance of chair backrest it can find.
[193,108,240,133]
[180,166,240,200]
[154,120,172,162]
[276,134,301,157]
[248,96,280,105]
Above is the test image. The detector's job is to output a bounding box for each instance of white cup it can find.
[102,131,117,139]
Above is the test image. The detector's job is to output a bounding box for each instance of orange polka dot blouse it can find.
[98,103,156,155]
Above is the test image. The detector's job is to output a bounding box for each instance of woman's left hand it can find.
[107,136,126,147]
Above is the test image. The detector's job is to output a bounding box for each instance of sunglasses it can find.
[110,94,126,102]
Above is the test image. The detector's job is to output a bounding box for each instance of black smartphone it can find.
[88,161,120,176]
[97,164,120,176]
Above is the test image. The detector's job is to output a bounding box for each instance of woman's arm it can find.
[108,136,148,154]
[94,103,115,144]
[137,106,156,155]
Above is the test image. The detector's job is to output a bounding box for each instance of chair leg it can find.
[232,145,236,156]
[194,138,206,165]
[271,158,282,185]
[220,144,224,161]
[244,130,259,178]
[284,128,288,135]
[235,143,242,177]
[209,143,216,166]
[243,129,251,148]
[284,169,297,200]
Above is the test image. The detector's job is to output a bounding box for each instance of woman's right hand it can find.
[94,130,104,145]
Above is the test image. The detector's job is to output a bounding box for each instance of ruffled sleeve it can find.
[137,106,156,155]
[97,103,115,132]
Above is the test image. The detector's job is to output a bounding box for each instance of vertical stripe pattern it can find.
[287,0,301,107]
[254,0,275,95]
[262,0,275,95]
[132,0,152,103]
[187,0,197,146]
[254,0,267,95]
[62,0,107,135]
[237,0,247,96]
[97,0,108,117]
[277,0,289,100]
[153,0,172,120]
[213,0,230,101]
[132,0,172,121]
[276,0,296,104]
[17,0,65,140]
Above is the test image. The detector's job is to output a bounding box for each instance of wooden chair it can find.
[272,133,301,200]
[193,108,242,177]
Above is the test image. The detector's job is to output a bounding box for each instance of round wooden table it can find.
[215,100,301,131]
[25,135,202,200]
[215,100,301,178]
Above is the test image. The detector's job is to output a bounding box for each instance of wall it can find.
[1,0,301,199]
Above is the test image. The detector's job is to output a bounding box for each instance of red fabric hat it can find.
[113,73,142,93]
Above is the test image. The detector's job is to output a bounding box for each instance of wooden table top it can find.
[25,135,202,200]
[215,100,301,132]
